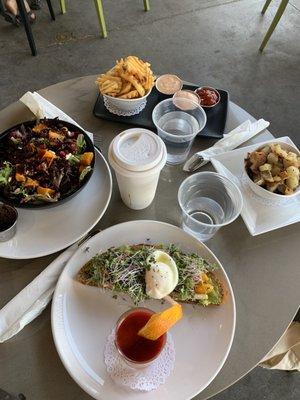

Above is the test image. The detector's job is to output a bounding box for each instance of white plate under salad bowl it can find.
[0,148,112,259]
[51,220,236,400]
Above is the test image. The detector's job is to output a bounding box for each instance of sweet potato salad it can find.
[0,119,94,205]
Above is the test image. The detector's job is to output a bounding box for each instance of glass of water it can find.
[152,97,207,164]
[178,172,243,241]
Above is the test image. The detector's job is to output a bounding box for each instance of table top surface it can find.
[0,76,299,400]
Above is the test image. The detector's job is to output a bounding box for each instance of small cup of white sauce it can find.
[156,74,183,95]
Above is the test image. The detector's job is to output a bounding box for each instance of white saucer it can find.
[52,220,236,400]
[0,148,112,259]
[211,136,300,236]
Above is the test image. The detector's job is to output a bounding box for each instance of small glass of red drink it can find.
[115,307,166,368]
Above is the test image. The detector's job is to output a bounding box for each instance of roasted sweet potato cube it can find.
[80,152,94,166]
[15,172,26,182]
[32,123,48,133]
[42,150,56,164]
[37,186,55,197]
[79,165,86,173]
[48,131,64,141]
[24,178,39,188]
[42,150,56,159]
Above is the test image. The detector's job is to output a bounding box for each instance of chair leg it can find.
[259,0,289,51]
[16,0,37,56]
[261,0,272,14]
[46,0,55,20]
[0,0,5,15]
[94,0,107,38]
[60,0,66,14]
[143,0,150,11]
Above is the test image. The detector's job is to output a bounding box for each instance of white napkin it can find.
[183,119,270,172]
[0,92,96,342]
[19,91,93,141]
[260,322,300,371]
[0,243,78,343]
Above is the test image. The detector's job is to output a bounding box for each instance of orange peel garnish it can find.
[138,304,183,341]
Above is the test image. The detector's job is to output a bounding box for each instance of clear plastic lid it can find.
[112,128,164,172]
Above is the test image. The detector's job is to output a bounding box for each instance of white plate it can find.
[51,220,236,400]
[0,148,112,259]
[211,136,300,236]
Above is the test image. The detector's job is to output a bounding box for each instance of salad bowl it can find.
[0,118,95,208]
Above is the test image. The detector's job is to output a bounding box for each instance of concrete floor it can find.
[0,0,299,399]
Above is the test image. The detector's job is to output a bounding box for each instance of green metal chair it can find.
[59,0,150,38]
[259,0,289,51]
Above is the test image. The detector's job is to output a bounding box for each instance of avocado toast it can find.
[77,244,223,306]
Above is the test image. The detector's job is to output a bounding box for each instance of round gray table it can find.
[0,76,299,400]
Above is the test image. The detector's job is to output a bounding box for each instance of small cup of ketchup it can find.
[195,86,220,108]
[115,307,166,368]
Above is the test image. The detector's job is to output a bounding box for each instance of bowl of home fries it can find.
[244,141,300,201]
[96,56,155,113]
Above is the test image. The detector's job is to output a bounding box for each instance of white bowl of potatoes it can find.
[244,141,300,202]
[96,56,155,113]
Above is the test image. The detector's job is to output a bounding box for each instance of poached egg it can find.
[145,250,178,299]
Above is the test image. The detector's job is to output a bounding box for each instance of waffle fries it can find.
[96,56,155,99]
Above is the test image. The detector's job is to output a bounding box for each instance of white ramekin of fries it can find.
[96,56,155,114]
[244,141,300,203]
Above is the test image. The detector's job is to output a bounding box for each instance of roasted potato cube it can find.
[286,166,299,190]
[279,170,289,179]
[271,143,288,158]
[249,151,267,172]
[267,152,278,165]
[286,165,300,178]
[271,165,281,176]
[286,176,299,190]
[273,175,282,183]
[259,163,272,172]
[80,152,94,166]
[261,171,274,182]
[261,145,271,155]
[283,152,298,169]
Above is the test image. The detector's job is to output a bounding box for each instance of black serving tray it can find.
[93,84,229,139]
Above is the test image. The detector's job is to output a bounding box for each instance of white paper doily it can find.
[104,97,147,116]
[104,329,175,392]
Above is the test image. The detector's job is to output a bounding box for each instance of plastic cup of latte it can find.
[108,128,167,210]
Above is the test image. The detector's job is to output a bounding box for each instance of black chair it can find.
[0,0,56,56]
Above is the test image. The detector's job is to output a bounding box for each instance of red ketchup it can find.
[116,309,166,363]
[196,88,219,106]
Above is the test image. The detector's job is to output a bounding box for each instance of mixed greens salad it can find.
[77,244,223,306]
[0,119,94,205]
